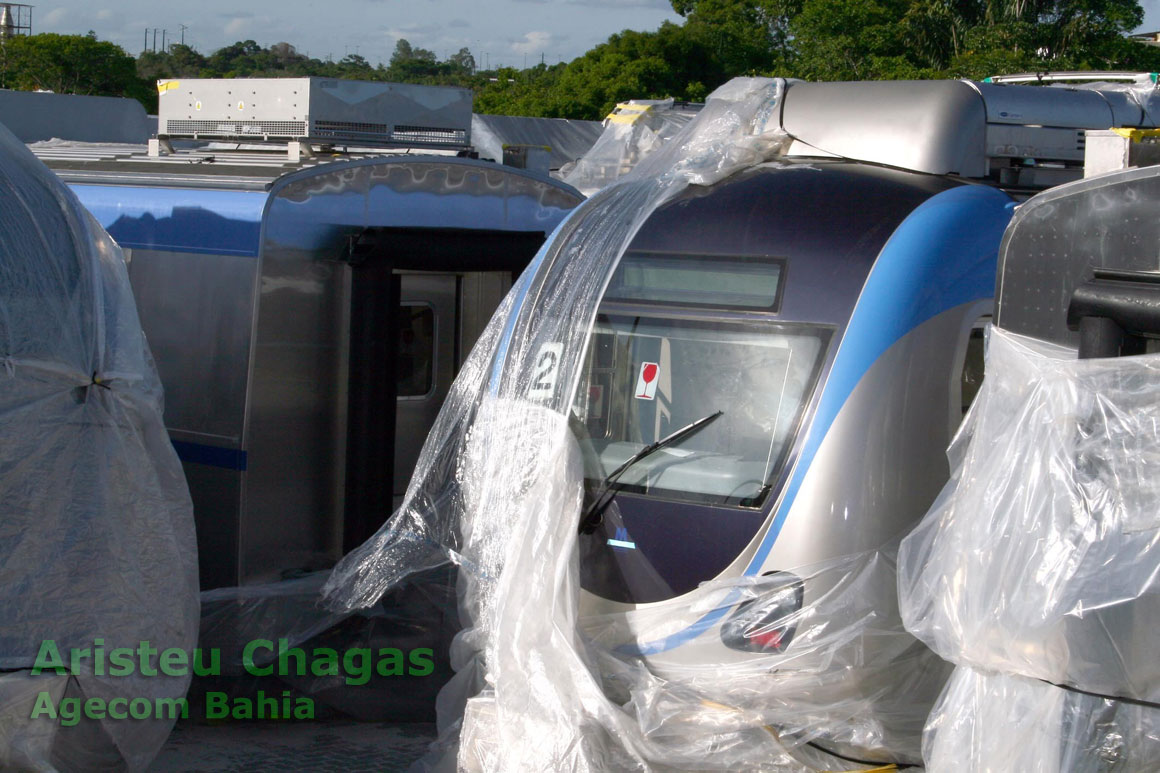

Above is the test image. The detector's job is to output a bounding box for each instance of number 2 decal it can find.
[528,342,563,400]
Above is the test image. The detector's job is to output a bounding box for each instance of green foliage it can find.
[674,0,1158,81]
[533,23,725,118]
[0,33,144,99]
[676,0,802,73]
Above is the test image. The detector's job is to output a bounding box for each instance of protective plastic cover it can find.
[899,326,1160,770]
[194,568,456,721]
[470,114,603,171]
[325,77,938,771]
[0,121,199,770]
[561,98,699,195]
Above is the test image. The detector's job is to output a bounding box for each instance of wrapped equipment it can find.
[0,122,199,770]
[562,98,699,195]
[899,326,1160,770]
[326,77,941,771]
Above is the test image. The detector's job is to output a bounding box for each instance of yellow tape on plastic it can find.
[157,80,180,95]
[605,103,653,125]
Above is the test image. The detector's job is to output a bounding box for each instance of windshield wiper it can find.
[578,410,723,534]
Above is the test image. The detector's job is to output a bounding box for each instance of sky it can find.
[28,0,1160,70]
[32,0,683,68]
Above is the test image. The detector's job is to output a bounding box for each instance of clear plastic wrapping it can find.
[324,77,942,771]
[899,326,1160,770]
[193,568,456,722]
[561,98,700,195]
[0,122,199,770]
[924,666,1160,772]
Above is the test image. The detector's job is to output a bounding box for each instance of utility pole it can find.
[179,24,187,47]
[152,28,159,52]
[161,29,167,52]
[144,28,148,53]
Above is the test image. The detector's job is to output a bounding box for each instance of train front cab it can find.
[568,159,1015,759]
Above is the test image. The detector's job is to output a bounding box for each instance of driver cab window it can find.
[573,314,826,508]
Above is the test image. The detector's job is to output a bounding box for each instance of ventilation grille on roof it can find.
[165,119,307,138]
[391,124,469,146]
[312,119,392,141]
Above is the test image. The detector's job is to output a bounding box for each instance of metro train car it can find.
[33,107,584,590]
[491,77,1160,764]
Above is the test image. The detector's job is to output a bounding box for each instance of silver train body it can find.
[36,146,583,589]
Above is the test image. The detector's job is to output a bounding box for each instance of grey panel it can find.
[458,271,513,365]
[126,248,257,443]
[995,164,1160,345]
[0,90,150,144]
[242,245,348,585]
[782,80,988,176]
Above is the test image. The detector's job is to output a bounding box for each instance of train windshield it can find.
[572,314,826,508]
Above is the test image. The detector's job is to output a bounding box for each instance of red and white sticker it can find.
[635,362,659,400]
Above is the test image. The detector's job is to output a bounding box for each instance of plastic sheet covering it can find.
[193,568,456,721]
[324,77,935,771]
[0,121,198,770]
[561,98,700,195]
[924,666,1160,772]
[899,326,1160,770]
[470,114,603,170]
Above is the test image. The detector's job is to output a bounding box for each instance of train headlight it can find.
[720,572,804,654]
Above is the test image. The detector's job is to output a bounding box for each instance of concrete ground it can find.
[149,720,438,772]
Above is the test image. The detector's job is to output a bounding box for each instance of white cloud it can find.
[510,30,553,56]
[386,22,442,37]
[224,17,252,37]
[41,8,68,26]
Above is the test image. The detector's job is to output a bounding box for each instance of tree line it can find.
[2,0,1159,121]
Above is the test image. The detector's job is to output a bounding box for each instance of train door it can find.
[342,227,542,551]
[393,271,514,506]
[394,274,457,503]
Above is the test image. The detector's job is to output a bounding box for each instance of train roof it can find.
[30,139,586,207]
